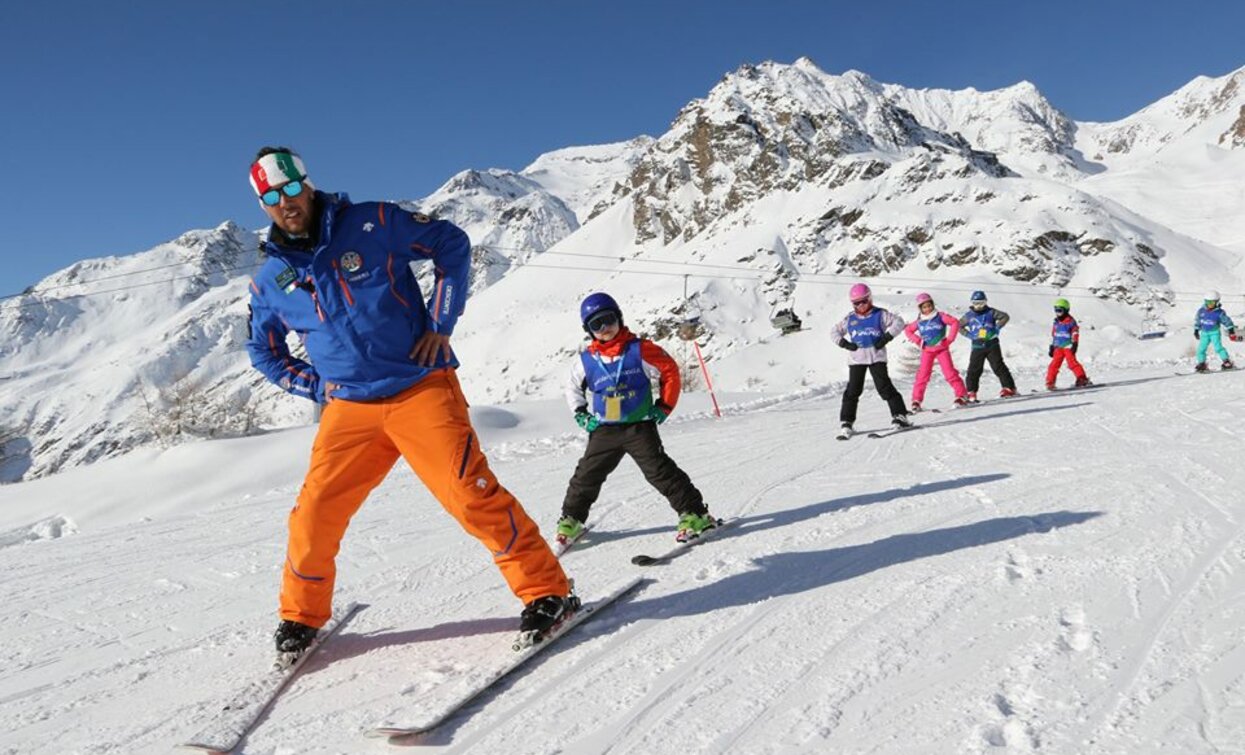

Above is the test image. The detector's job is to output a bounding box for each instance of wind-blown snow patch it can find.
[0,515,77,549]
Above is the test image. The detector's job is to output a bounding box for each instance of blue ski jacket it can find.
[246,191,470,402]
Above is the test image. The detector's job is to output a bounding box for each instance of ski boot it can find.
[1045,383,1057,391]
[953,395,969,407]
[836,422,853,441]
[910,401,922,413]
[965,391,980,404]
[1195,362,1209,373]
[554,515,584,545]
[891,414,913,429]
[1223,360,1235,370]
[675,511,719,543]
[1075,376,1092,388]
[274,619,319,668]
[999,387,1016,398]
[517,593,581,648]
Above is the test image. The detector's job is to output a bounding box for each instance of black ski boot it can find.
[516,594,581,648]
[1195,362,1209,373]
[891,414,913,429]
[274,620,318,667]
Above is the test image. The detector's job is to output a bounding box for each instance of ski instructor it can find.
[244,147,573,663]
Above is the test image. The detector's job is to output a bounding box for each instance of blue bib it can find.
[916,315,947,346]
[1198,307,1229,331]
[963,308,999,342]
[1052,317,1077,347]
[580,340,653,423]
[847,309,886,348]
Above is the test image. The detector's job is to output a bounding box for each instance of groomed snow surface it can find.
[3,363,1244,754]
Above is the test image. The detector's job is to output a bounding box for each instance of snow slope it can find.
[3,362,1244,754]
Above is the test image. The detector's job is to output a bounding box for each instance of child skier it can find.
[958,290,1018,401]
[903,292,968,411]
[558,293,716,544]
[1194,290,1238,372]
[831,283,911,439]
[1046,298,1092,389]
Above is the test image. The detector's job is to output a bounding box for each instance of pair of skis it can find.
[836,424,921,441]
[180,520,732,751]
[368,515,736,741]
[555,517,735,566]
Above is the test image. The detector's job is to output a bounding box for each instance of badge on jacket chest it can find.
[340,251,363,273]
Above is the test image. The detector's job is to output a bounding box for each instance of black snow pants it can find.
[840,362,908,425]
[561,421,705,523]
[965,340,1016,393]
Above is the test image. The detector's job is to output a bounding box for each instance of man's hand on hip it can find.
[410,332,452,367]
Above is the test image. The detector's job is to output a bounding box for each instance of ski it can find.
[1029,382,1104,394]
[179,602,366,754]
[867,425,922,439]
[365,575,646,740]
[630,518,735,566]
[552,522,594,558]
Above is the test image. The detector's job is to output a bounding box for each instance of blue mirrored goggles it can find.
[586,311,619,333]
[260,180,306,207]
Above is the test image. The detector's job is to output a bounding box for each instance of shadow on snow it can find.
[629,510,1104,621]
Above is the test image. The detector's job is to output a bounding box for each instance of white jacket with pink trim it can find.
[830,307,906,365]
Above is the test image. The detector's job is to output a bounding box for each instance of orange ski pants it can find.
[280,368,568,627]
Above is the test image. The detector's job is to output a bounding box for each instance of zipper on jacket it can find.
[331,260,356,307]
[387,253,410,308]
[305,276,325,321]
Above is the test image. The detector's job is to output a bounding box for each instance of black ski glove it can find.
[875,332,894,349]
[1194,329,1200,339]
[837,338,858,351]
[1048,345,1055,357]
[1071,342,1078,354]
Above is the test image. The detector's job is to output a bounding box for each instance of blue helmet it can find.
[580,292,623,331]
[970,290,987,303]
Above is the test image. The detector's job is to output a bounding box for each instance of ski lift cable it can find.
[492,245,1243,300]
[0,246,1231,315]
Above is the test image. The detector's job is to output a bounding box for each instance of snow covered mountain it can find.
[3,58,1245,481]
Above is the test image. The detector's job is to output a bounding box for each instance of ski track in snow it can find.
[3,366,1245,753]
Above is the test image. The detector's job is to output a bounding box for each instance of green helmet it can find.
[1054,298,1070,310]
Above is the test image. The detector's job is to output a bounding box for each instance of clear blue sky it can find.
[2,0,1243,297]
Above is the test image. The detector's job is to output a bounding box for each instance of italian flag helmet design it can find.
[249,152,307,195]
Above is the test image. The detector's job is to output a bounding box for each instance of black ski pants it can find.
[840,362,907,425]
[965,341,1016,393]
[561,421,705,523]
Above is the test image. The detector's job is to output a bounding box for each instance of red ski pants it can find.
[280,368,568,627]
[1045,347,1087,386]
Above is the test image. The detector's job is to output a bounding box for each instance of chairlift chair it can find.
[770,308,803,335]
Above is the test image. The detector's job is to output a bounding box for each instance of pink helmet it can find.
[849,283,871,303]
[915,292,933,305]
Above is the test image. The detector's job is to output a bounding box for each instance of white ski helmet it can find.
[1205,290,1221,302]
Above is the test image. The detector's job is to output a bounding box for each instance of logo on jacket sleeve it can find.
[340,251,363,273]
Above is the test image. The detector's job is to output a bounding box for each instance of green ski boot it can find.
[675,512,719,543]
